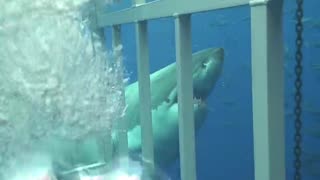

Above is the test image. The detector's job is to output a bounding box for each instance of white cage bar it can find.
[175,14,196,180]
[111,25,129,158]
[136,19,155,171]
[250,0,285,179]
[92,0,286,180]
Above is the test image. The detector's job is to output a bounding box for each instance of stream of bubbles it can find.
[0,0,125,178]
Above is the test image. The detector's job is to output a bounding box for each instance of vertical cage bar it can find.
[135,20,155,169]
[112,25,129,157]
[250,0,285,180]
[90,0,106,42]
[175,14,196,180]
[90,0,114,163]
[98,28,113,163]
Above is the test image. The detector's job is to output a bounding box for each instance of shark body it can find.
[50,47,224,175]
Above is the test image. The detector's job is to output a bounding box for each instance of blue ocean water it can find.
[105,0,320,179]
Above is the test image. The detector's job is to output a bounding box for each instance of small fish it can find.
[305,41,320,49]
[309,20,320,30]
[303,102,320,115]
[240,16,250,22]
[312,64,320,70]
[311,42,320,48]
[209,20,228,28]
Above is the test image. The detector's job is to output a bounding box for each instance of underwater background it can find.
[105,0,320,179]
[0,0,319,179]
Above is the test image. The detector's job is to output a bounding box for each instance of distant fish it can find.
[308,19,320,30]
[304,41,320,49]
[312,64,320,70]
[289,17,313,24]
[303,102,320,115]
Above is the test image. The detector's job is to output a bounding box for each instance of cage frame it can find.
[92,0,286,179]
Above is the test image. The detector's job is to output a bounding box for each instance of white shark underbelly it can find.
[121,100,208,167]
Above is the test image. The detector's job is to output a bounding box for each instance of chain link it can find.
[294,0,304,179]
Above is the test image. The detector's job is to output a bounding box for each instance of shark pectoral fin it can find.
[154,87,177,108]
[167,87,177,105]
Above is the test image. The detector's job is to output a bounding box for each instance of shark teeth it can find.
[193,96,202,105]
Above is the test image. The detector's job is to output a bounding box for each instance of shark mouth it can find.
[193,96,204,106]
[166,93,205,107]
[193,89,206,103]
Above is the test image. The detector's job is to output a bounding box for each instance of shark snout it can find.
[212,48,224,61]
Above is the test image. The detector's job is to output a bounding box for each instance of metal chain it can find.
[294,0,304,179]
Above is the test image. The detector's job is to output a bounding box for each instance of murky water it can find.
[0,0,125,178]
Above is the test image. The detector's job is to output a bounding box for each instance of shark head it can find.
[167,47,224,105]
[192,47,224,100]
[124,47,224,131]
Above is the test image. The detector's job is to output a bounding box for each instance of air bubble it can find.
[0,0,126,178]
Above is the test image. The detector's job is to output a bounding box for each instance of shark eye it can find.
[201,62,207,68]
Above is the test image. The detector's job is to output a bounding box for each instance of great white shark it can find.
[50,47,224,175]
[122,48,224,131]
[113,47,224,167]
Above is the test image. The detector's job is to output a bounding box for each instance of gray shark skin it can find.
[114,47,224,167]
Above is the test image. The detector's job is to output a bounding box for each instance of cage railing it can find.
[91,0,286,180]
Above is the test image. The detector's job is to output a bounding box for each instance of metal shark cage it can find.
[91,0,286,180]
